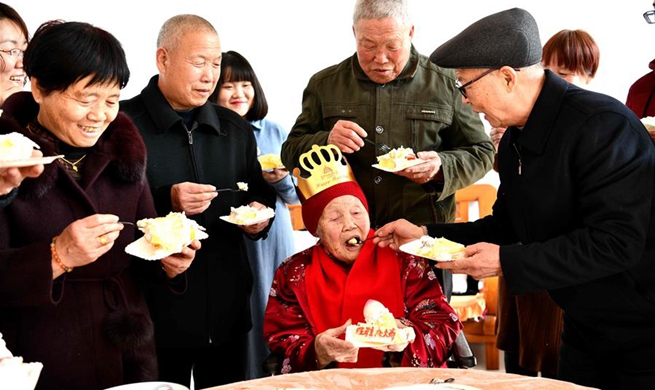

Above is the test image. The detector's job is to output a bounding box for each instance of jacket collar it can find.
[0,92,147,200]
[351,44,420,84]
[140,75,225,136]
[511,70,570,156]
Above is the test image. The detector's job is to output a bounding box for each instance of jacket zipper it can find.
[512,143,522,176]
[183,122,213,344]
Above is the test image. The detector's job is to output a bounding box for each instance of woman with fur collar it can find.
[0,21,199,390]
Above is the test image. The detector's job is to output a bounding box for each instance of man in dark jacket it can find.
[120,14,276,389]
[376,8,655,390]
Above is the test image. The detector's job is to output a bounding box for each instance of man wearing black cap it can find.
[376,7,655,390]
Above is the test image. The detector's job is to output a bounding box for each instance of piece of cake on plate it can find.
[376,146,417,170]
[258,154,284,170]
[346,299,415,347]
[228,205,259,224]
[0,132,39,161]
[136,212,207,254]
[415,236,465,261]
[0,332,43,390]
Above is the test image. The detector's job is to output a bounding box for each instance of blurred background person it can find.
[121,15,276,388]
[281,0,494,299]
[490,28,601,379]
[0,2,27,106]
[264,145,461,372]
[625,2,655,134]
[0,20,197,390]
[0,2,43,207]
[211,50,300,379]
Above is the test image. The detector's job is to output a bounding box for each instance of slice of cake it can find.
[228,205,259,225]
[258,154,284,170]
[136,212,207,254]
[346,299,414,347]
[0,132,40,161]
[376,146,417,170]
[0,332,43,390]
[415,236,465,261]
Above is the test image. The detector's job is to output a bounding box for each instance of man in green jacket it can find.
[281,0,494,236]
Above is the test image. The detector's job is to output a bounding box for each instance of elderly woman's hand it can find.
[52,214,125,276]
[315,319,359,368]
[160,239,201,279]
[373,219,425,251]
[239,201,270,235]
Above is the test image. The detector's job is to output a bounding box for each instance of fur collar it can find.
[1,92,147,200]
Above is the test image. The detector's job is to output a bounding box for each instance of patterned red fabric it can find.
[264,239,463,373]
[305,229,403,368]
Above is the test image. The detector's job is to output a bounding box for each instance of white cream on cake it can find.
[229,205,259,224]
[415,235,465,261]
[0,332,43,390]
[258,154,284,170]
[346,299,413,346]
[136,212,207,254]
[0,132,40,161]
[376,146,417,170]
[237,182,248,191]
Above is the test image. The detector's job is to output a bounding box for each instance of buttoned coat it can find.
[281,46,494,228]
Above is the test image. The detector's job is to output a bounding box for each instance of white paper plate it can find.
[0,155,63,169]
[372,158,424,173]
[399,239,462,262]
[125,230,209,261]
[220,207,275,226]
[104,381,189,390]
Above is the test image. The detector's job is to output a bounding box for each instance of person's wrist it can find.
[420,225,428,236]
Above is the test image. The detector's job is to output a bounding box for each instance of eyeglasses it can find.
[644,10,655,24]
[0,48,24,59]
[455,68,498,98]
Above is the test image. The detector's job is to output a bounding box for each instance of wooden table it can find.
[202,367,597,390]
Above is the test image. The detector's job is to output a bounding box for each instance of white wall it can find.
[16,0,654,187]
[17,0,653,129]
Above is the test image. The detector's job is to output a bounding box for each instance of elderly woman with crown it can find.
[263,145,461,372]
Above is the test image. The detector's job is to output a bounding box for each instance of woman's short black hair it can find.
[23,20,130,95]
[213,50,268,121]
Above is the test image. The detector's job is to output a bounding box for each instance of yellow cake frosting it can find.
[136,212,206,254]
[376,146,417,170]
[415,235,465,261]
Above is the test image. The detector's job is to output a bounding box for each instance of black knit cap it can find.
[429,8,541,69]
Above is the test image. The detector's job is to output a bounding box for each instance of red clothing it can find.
[264,243,462,373]
[626,59,655,118]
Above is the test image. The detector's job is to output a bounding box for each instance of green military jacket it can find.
[281,46,494,227]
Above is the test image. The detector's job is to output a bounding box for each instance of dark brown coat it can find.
[0,92,165,390]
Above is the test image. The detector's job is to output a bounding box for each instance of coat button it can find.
[374,176,382,184]
[375,126,384,134]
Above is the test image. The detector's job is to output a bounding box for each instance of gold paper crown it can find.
[293,144,357,200]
